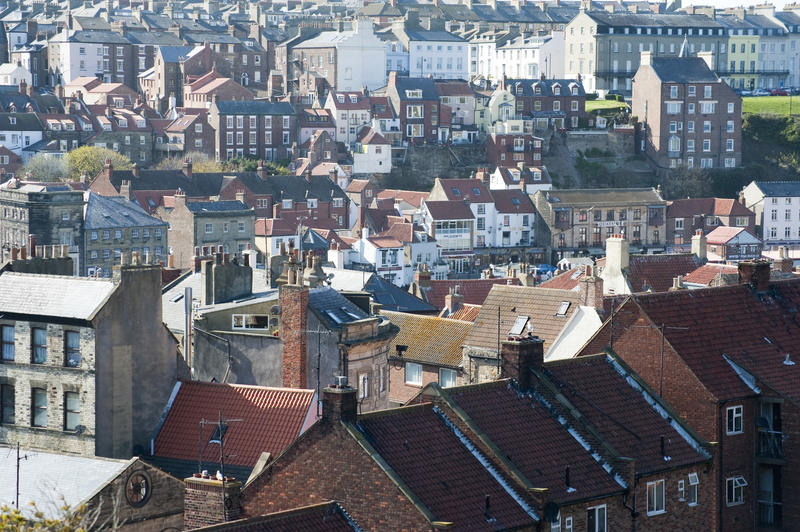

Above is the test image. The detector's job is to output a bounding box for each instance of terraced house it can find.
[208,99,295,162]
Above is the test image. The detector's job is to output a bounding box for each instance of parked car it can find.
[737,89,753,96]
[770,88,789,96]
[753,89,770,96]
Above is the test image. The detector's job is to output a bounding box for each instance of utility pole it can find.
[16,443,28,510]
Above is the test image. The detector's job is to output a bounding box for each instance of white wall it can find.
[409,39,468,80]
[336,20,388,92]
[0,128,43,160]
[352,142,392,174]
[0,64,32,86]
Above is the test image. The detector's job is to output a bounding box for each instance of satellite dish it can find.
[270,305,281,315]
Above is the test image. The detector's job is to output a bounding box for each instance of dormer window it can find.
[113,98,124,108]
[534,85,542,95]
[8,117,15,125]
[136,119,146,128]
[571,86,578,96]
[405,89,422,98]
[516,85,523,96]
[451,187,461,196]
[534,172,542,181]
[349,95,358,103]
[118,118,128,128]
[337,94,344,103]
[553,86,561,96]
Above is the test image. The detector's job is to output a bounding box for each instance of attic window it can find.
[337,95,344,103]
[472,187,481,195]
[9,117,15,125]
[118,118,128,128]
[534,172,542,181]
[512,197,520,205]
[341,307,361,320]
[349,95,358,103]
[451,187,461,196]
[405,89,422,99]
[516,86,523,95]
[556,301,570,316]
[325,310,343,324]
[509,315,530,336]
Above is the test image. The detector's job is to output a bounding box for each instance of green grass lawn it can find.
[743,95,800,116]
[586,99,630,112]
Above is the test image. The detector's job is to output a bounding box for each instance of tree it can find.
[155,151,221,172]
[21,154,69,181]
[65,146,132,182]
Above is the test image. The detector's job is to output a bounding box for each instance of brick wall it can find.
[279,283,309,388]
[634,467,714,532]
[240,421,432,530]
[184,477,242,530]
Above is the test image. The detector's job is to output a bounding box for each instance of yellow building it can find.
[719,14,761,91]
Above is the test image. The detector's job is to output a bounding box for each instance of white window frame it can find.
[647,479,665,516]
[405,361,423,386]
[678,479,686,501]
[726,405,743,435]
[587,505,606,532]
[358,373,369,399]
[726,476,746,506]
[439,368,457,388]
[688,472,699,506]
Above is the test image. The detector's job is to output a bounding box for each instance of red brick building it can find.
[486,131,543,168]
[497,76,588,130]
[208,99,296,162]
[386,72,441,144]
[667,197,756,250]
[579,263,800,531]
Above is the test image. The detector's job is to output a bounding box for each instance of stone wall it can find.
[566,128,635,156]
[193,329,283,386]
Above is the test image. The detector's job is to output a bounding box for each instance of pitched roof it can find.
[0,272,116,321]
[436,178,491,202]
[356,404,537,528]
[443,380,625,503]
[152,381,317,469]
[705,226,755,244]
[666,197,753,219]
[423,278,519,309]
[545,355,710,475]
[383,311,472,367]
[84,193,167,230]
[750,181,800,198]
[377,189,429,208]
[682,263,739,286]
[539,265,589,291]
[255,218,296,237]
[308,286,369,329]
[200,502,361,531]
[185,200,250,213]
[423,200,474,220]
[464,285,582,351]
[491,189,536,214]
[0,449,130,520]
[502,78,585,97]
[445,303,482,322]
[345,179,370,193]
[627,254,703,294]
[648,57,720,84]
[626,279,800,401]
[538,187,664,206]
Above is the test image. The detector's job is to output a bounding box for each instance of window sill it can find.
[726,501,744,507]
[404,382,423,388]
[646,510,666,517]
[726,431,744,436]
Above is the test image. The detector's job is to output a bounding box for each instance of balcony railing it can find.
[758,430,783,460]
[758,495,782,528]
[717,69,790,76]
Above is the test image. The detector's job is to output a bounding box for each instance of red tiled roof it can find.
[218,502,359,531]
[328,91,370,110]
[424,200,474,220]
[315,229,351,250]
[377,189,429,208]
[425,278,520,309]
[666,197,754,219]
[445,381,625,503]
[367,235,403,248]
[491,189,536,214]
[682,263,738,286]
[356,126,389,145]
[629,279,800,401]
[255,218,296,237]
[437,178,491,202]
[546,355,708,474]
[539,266,586,291]
[345,179,370,193]
[356,403,536,529]
[369,96,395,119]
[153,381,317,467]
[706,226,755,244]
[381,222,415,243]
[627,254,702,293]
[443,303,482,322]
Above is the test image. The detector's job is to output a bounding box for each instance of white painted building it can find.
[324,91,371,145]
[352,126,392,174]
[469,31,565,83]
[399,28,468,80]
[0,63,32,86]
[741,181,800,245]
[294,19,387,92]
[358,229,406,286]
[0,113,43,161]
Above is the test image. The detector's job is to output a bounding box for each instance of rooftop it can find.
[0,272,116,321]
[383,310,472,368]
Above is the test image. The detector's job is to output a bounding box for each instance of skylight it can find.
[509,315,530,336]
[325,310,343,324]
[472,187,481,195]
[451,187,461,196]
[556,301,570,316]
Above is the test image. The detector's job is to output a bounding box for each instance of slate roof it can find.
[545,354,710,475]
[126,30,184,46]
[159,45,194,63]
[492,189,536,214]
[0,448,130,519]
[405,29,465,42]
[667,197,753,219]
[383,310,471,367]
[215,100,295,116]
[308,286,369,329]
[503,78,586,98]
[443,380,625,504]
[464,285,582,351]
[185,200,250,214]
[201,502,362,531]
[84,193,167,230]
[423,200,474,220]
[0,272,116,321]
[392,75,439,100]
[750,181,800,198]
[649,57,719,84]
[152,381,317,469]
[0,112,42,130]
[323,268,436,313]
[356,404,537,529]
[627,254,703,294]
[587,12,722,29]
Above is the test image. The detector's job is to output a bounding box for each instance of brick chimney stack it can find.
[183,476,242,530]
[183,158,193,178]
[279,261,309,388]
[501,335,544,390]
[691,230,706,261]
[738,260,771,292]
[103,158,113,180]
[444,285,464,315]
[322,377,358,424]
[578,265,604,309]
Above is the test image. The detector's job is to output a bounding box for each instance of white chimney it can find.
[640,50,652,67]
[691,230,707,261]
[599,234,632,296]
